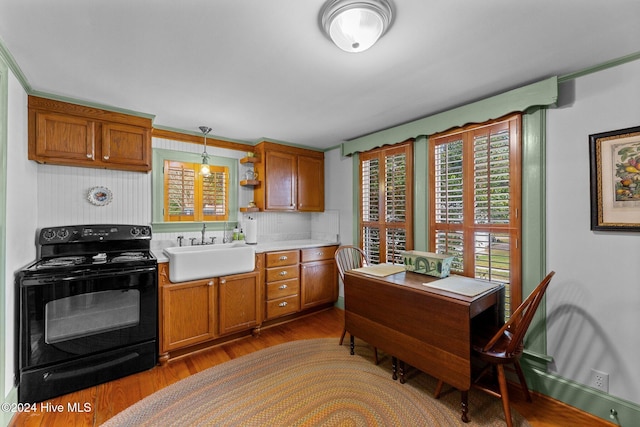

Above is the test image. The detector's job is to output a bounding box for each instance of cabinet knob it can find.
[103,155,110,160]
[279,284,288,289]
[317,251,324,256]
[208,280,215,286]
[278,301,288,307]
[279,256,288,261]
[86,153,93,159]
[279,271,287,276]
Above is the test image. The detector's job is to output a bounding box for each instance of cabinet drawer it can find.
[266,265,299,282]
[266,279,299,300]
[301,246,337,262]
[266,250,299,267]
[266,295,300,319]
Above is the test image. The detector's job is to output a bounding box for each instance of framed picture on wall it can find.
[589,125,640,231]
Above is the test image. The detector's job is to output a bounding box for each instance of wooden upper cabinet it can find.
[35,112,96,161]
[102,123,150,167]
[297,154,324,212]
[263,150,297,210]
[254,141,324,212]
[28,96,152,172]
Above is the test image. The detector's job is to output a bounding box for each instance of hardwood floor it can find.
[9,307,613,427]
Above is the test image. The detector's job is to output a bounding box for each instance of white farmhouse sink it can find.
[163,242,256,282]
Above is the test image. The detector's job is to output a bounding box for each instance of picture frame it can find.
[589,125,640,231]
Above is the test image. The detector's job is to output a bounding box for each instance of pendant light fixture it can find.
[199,126,212,177]
[320,0,393,53]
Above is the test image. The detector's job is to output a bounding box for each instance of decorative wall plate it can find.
[87,186,113,206]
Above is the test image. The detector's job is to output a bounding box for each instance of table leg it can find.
[461,390,469,423]
[391,357,398,380]
[350,334,355,355]
[399,360,406,384]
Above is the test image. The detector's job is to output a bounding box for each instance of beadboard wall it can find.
[36,137,338,243]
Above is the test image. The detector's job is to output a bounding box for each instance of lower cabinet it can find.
[300,246,338,310]
[159,264,217,357]
[158,259,262,364]
[157,245,337,363]
[218,271,262,335]
[264,250,300,320]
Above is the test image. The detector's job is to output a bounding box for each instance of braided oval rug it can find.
[102,338,529,426]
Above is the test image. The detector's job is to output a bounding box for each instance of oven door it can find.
[20,266,157,370]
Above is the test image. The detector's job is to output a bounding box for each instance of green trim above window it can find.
[152,148,239,233]
[341,76,558,156]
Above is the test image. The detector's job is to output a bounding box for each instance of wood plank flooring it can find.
[9,308,613,427]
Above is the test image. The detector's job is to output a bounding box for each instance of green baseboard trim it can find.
[523,365,638,426]
[334,296,344,310]
[522,349,553,371]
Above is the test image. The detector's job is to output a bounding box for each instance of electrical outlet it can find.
[590,369,609,392]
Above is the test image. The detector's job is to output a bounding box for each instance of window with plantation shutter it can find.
[164,160,229,222]
[429,114,521,317]
[360,140,413,264]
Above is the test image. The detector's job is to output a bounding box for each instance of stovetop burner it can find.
[31,251,153,271]
[36,256,86,269]
[111,252,147,262]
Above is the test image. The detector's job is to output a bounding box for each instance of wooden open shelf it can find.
[240,156,260,164]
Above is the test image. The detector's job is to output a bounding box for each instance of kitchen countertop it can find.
[152,239,340,263]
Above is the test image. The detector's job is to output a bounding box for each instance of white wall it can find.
[4,69,37,397]
[324,147,354,296]
[546,59,640,403]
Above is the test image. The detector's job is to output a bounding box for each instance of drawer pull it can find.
[279,255,288,261]
[279,301,288,307]
[317,251,324,256]
[279,271,287,276]
[279,284,288,289]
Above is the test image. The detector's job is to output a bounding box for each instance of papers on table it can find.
[423,275,500,297]
[352,264,406,277]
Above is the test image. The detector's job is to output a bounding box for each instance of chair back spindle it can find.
[335,246,369,281]
[482,271,555,355]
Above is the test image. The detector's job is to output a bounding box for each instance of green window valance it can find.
[341,76,558,156]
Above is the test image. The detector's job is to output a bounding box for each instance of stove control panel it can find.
[39,225,152,243]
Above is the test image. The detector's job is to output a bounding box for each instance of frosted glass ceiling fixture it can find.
[199,126,212,177]
[320,0,393,53]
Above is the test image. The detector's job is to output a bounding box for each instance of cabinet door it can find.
[218,271,261,335]
[300,259,338,310]
[297,154,324,212]
[35,112,95,161]
[161,278,217,352]
[102,123,151,170]
[264,150,297,210]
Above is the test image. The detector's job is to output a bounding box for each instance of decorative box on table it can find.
[400,251,454,278]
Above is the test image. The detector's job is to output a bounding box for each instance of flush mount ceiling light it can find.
[320,0,393,53]
[199,126,212,177]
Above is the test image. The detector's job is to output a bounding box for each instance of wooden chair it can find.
[334,245,379,364]
[434,271,556,427]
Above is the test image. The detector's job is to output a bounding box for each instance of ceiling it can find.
[1,1,639,150]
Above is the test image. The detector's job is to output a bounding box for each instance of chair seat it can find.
[472,331,524,364]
